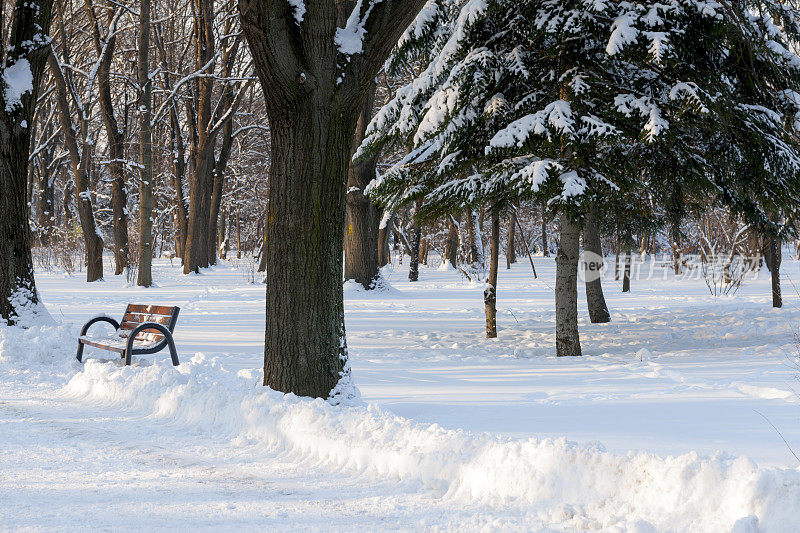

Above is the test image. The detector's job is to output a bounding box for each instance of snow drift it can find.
[2,321,800,531]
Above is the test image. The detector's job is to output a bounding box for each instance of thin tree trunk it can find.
[485,209,500,338]
[506,209,516,268]
[671,215,681,275]
[767,234,782,308]
[37,130,55,246]
[377,214,392,268]
[344,82,381,288]
[583,208,610,324]
[541,205,549,257]
[136,0,153,287]
[208,118,234,266]
[556,217,581,356]
[89,0,129,275]
[408,204,422,282]
[622,250,632,292]
[48,52,104,282]
[467,208,484,269]
[155,25,188,261]
[183,0,215,273]
[445,214,459,267]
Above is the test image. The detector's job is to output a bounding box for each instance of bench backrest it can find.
[119,304,180,344]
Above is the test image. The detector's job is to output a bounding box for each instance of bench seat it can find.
[78,334,162,353]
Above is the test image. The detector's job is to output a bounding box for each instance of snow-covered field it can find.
[2,255,800,531]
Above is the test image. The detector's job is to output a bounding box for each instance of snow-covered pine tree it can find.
[360,0,800,355]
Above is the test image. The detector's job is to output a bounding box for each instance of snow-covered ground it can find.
[2,254,800,531]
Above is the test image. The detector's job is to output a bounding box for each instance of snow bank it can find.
[3,322,800,531]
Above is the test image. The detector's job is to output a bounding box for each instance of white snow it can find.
[286,0,305,24]
[3,58,33,111]
[3,255,800,529]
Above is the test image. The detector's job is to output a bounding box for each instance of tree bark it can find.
[408,204,421,282]
[485,209,499,338]
[136,0,153,287]
[183,0,215,273]
[541,205,550,256]
[377,214,392,268]
[766,234,782,308]
[671,214,682,275]
[208,117,234,266]
[445,214,459,268]
[506,209,516,268]
[556,217,581,356]
[154,24,188,261]
[622,250,632,293]
[206,36,242,266]
[344,82,381,288]
[0,0,54,322]
[467,208,484,269]
[583,208,610,324]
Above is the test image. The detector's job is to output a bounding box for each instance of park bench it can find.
[76,304,180,366]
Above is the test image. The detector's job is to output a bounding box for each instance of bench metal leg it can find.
[166,335,179,366]
[76,342,84,363]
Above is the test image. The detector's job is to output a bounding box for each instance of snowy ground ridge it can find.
[2,321,799,531]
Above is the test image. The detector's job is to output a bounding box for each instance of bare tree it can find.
[137,0,154,286]
[48,27,105,282]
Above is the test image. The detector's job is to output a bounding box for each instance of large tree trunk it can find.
[0,0,55,323]
[136,0,153,287]
[583,208,610,324]
[240,0,426,398]
[258,109,353,397]
[555,217,581,356]
[344,82,381,288]
[485,209,500,338]
[0,129,39,323]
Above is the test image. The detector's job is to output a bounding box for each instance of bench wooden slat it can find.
[79,338,126,353]
[127,304,176,316]
[120,316,171,329]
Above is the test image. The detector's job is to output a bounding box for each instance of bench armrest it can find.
[125,322,179,366]
[80,315,121,337]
